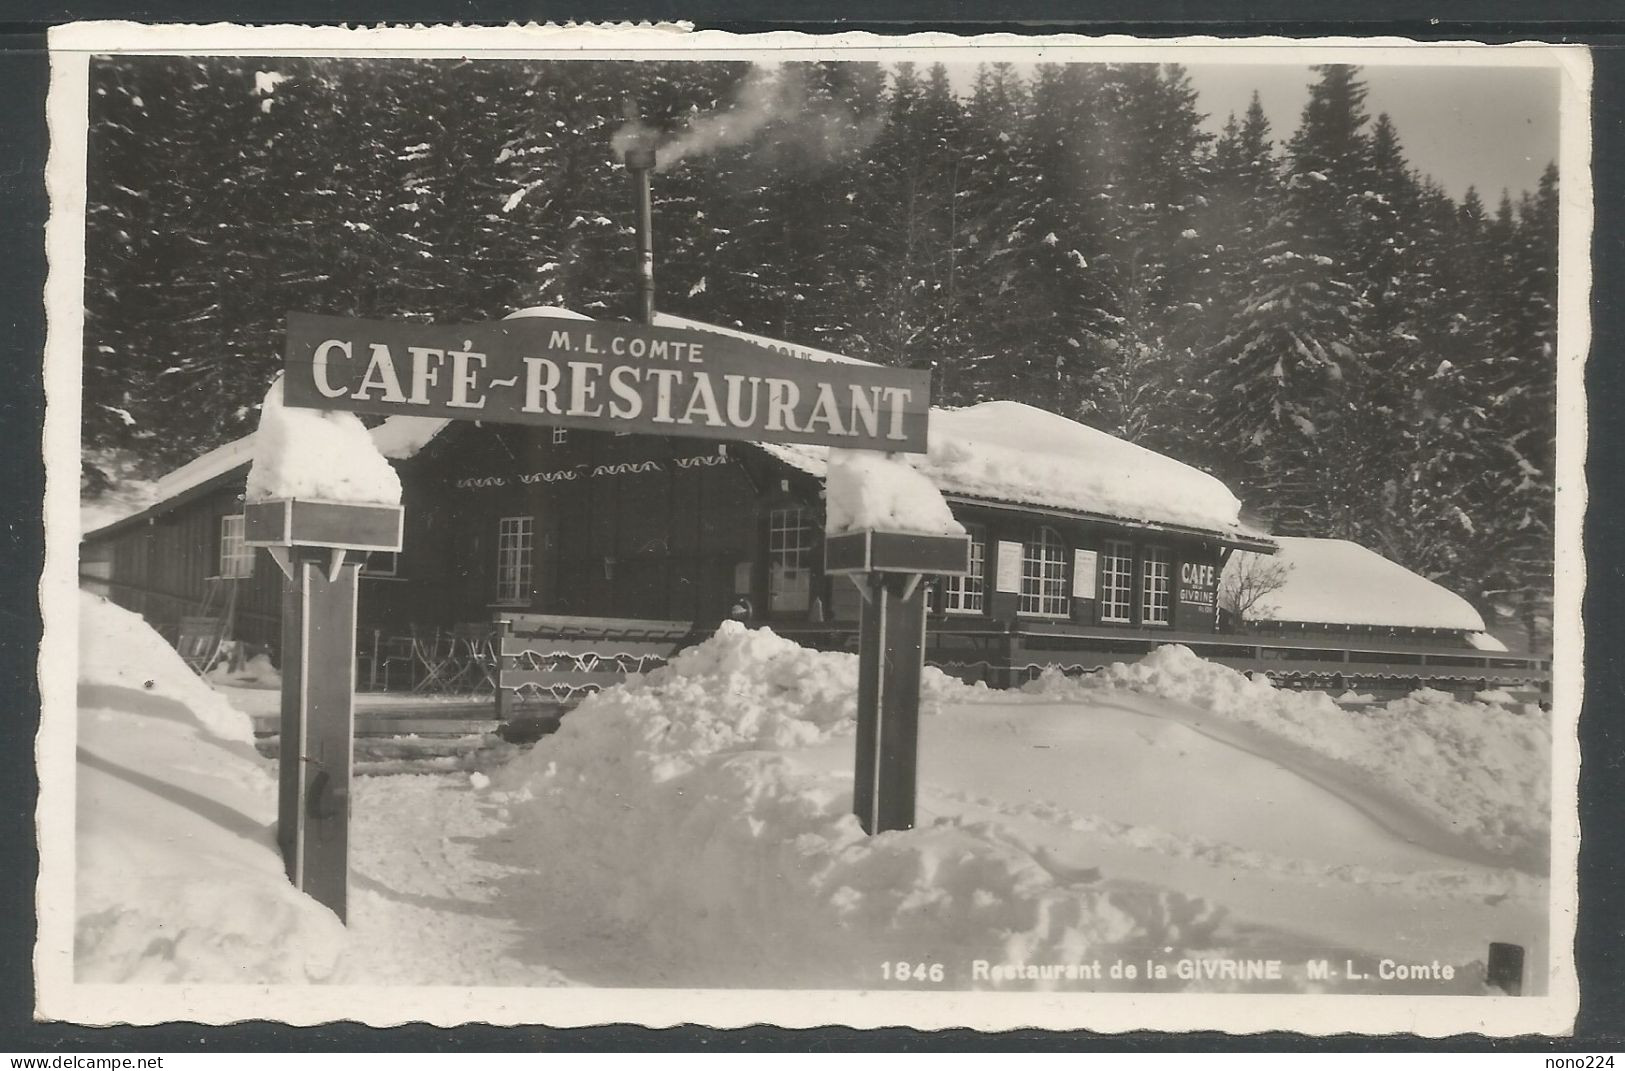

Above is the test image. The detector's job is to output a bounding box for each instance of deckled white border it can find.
[37,21,1591,1037]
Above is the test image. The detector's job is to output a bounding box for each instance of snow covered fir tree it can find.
[57,47,1578,1013]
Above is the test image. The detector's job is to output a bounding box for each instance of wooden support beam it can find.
[852,573,927,835]
[276,547,365,922]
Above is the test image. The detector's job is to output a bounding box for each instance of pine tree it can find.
[1180,94,1282,465]
[951,63,1038,403]
[1203,66,1375,535]
[1086,64,1214,447]
[1485,164,1559,645]
[845,62,966,377]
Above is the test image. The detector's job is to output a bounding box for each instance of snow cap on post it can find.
[824,449,970,577]
[246,374,402,506]
[824,448,964,538]
[242,375,404,577]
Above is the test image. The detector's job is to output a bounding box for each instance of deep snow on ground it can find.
[75,604,1550,993]
[74,592,567,986]
[75,594,346,983]
[1025,646,1551,869]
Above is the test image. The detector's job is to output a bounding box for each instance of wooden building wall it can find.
[86,423,1326,674]
[381,423,769,631]
[85,482,283,649]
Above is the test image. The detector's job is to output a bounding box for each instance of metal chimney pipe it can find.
[625,145,657,326]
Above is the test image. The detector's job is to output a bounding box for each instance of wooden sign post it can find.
[826,529,971,834]
[245,497,404,922]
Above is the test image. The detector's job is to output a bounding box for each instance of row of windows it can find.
[947,529,1174,624]
[763,511,1181,625]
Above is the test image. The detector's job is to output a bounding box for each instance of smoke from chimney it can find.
[614,64,884,174]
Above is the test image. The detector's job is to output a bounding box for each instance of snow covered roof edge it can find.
[84,414,448,542]
[1230,537,1486,633]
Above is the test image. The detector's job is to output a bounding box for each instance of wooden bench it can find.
[493,613,698,723]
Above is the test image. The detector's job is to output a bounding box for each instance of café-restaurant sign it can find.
[284,312,932,453]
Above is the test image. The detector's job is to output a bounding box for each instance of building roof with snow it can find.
[760,401,1265,545]
[1231,537,1489,634]
[83,309,1272,550]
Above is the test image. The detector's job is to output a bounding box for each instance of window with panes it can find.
[1100,540,1133,623]
[1141,545,1173,625]
[768,507,813,612]
[218,515,253,578]
[941,530,986,614]
[495,516,534,604]
[1019,526,1070,617]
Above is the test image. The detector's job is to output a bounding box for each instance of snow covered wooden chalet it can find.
[79,309,1548,698]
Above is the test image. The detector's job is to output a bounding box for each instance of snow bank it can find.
[825,449,965,537]
[766,401,1247,537]
[1232,537,1486,632]
[245,376,401,505]
[79,592,255,748]
[1026,645,1550,865]
[493,624,1306,988]
[75,593,347,982]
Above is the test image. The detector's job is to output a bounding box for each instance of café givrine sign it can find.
[284,312,932,453]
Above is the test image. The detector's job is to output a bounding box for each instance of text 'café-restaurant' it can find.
[297,312,926,450]
[81,306,1547,700]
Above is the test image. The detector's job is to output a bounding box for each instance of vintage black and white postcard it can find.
[37,23,1590,1034]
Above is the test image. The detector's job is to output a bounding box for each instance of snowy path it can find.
[345,775,573,987]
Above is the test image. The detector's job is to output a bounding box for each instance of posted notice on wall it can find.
[1073,549,1098,599]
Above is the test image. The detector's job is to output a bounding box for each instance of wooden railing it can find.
[774,619,1551,694]
[492,613,698,719]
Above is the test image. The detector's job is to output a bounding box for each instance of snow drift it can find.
[1025,645,1550,868]
[493,624,1304,989]
[75,593,347,983]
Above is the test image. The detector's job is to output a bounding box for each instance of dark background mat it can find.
[2,3,1621,1051]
